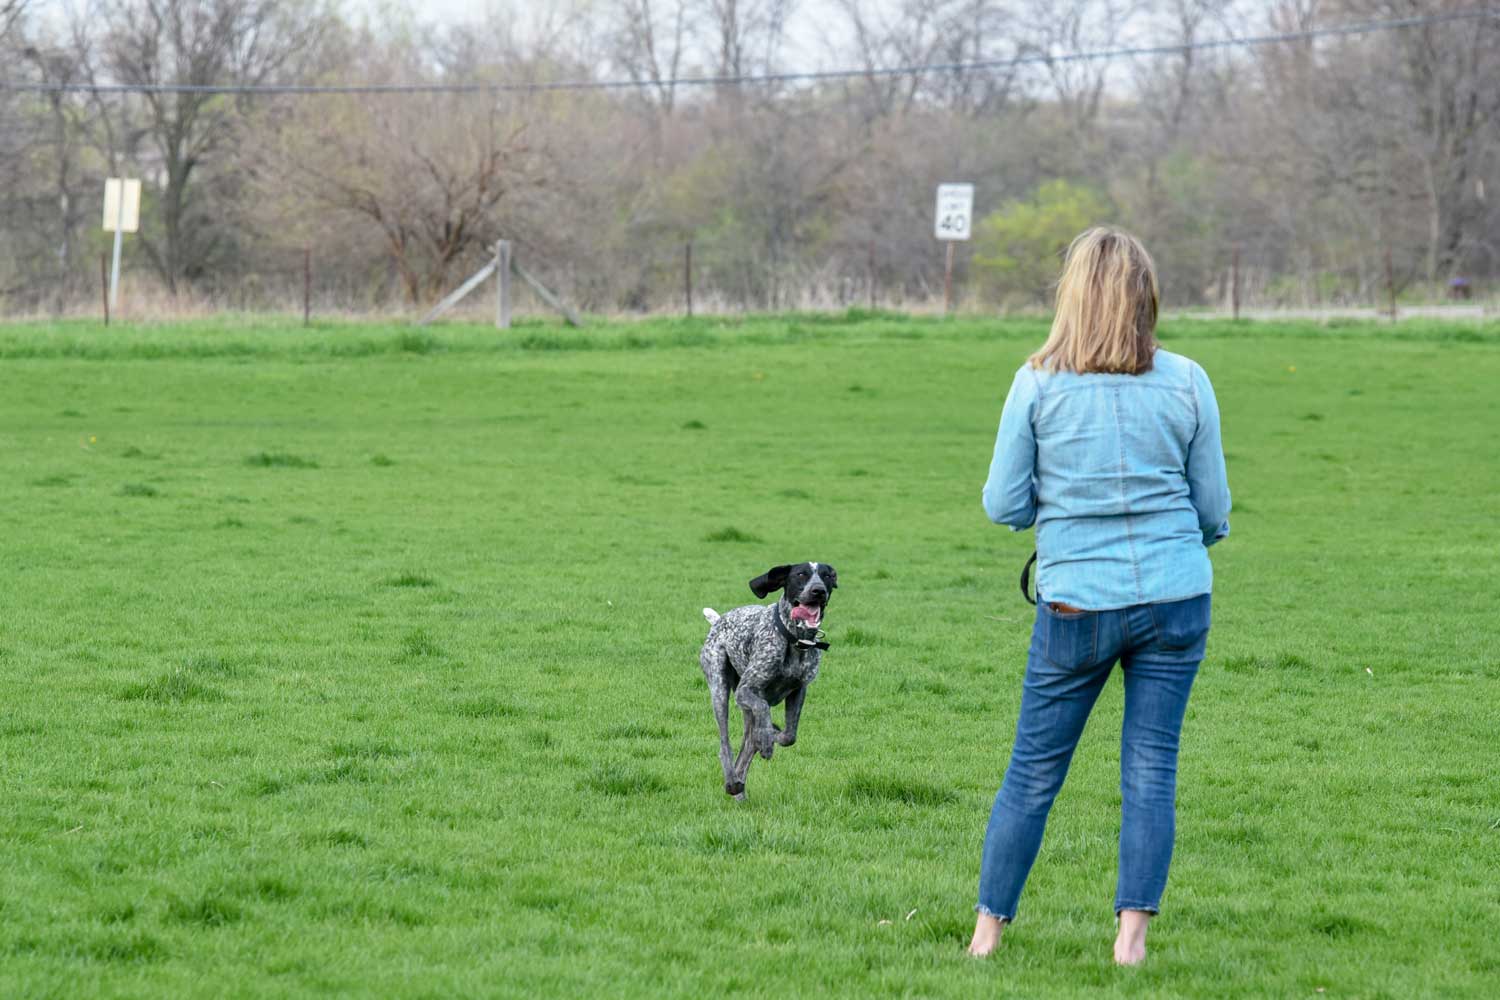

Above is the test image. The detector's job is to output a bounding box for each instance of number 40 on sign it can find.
[934,183,974,241]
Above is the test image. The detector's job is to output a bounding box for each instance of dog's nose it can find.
[808,587,827,602]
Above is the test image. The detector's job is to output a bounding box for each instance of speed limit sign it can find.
[934,183,974,241]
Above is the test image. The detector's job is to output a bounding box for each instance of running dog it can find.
[699,562,836,799]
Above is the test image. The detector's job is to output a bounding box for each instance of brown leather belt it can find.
[1048,601,1086,614]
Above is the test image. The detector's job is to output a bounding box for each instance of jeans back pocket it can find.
[1148,594,1212,653]
[1041,602,1098,668]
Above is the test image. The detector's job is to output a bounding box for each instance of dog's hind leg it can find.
[777,685,806,747]
[701,643,739,795]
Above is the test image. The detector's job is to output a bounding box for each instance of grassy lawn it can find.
[0,312,1496,998]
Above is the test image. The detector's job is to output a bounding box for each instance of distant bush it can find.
[973,180,1112,306]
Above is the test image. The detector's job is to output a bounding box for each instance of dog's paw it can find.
[725,779,745,797]
[775,731,797,747]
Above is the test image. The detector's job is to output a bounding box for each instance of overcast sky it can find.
[22,0,869,71]
[390,0,854,69]
[20,0,1243,92]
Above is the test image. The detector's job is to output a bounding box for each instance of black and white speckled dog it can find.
[699,562,837,799]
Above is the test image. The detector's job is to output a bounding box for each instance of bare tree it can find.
[1358,0,1500,279]
[1,1,27,43]
[96,0,333,293]
[832,0,1022,121]
[1017,0,1144,139]
[20,39,94,311]
[272,99,537,304]
[1118,0,1240,301]
[264,23,546,305]
[0,4,109,310]
[610,0,694,117]
[698,0,795,103]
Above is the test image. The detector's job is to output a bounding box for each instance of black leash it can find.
[1020,550,1037,606]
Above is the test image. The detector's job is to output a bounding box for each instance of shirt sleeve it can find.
[1187,362,1232,546]
[982,366,1039,531]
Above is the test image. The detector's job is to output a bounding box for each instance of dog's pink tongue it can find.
[791,605,820,625]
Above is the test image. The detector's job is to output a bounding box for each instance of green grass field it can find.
[1,312,1497,998]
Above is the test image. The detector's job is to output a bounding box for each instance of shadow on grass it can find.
[451,696,524,719]
[601,722,672,740]
[85,932,167,963]
[397,628,444,661]
[244,451,318,469]
[1220,651,1311,674]
[119,669,223,703]
[165,891,243,928]
[384,572,437,589]
[580,762,666,796]
[705,526,762,544]
[844,773,957,807]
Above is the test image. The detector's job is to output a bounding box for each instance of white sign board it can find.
[103,178,141,233]
[934,183,974,241]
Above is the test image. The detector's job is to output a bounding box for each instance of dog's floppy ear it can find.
[749,565,792,599]
[822,564,838,589]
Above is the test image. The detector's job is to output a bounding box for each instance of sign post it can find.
[934,182,973,314]
[102,178,141,313]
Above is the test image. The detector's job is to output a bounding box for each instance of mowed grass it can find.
[0,312,1496,998]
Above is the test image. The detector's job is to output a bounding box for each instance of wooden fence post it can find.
[496,240,512,329]
[1384,246,1397,321]
[685,241,693,318]
[1231,244,1241,321]
[100,253,109,327]
[303,247,311,326]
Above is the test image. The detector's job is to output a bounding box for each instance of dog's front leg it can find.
[735,685,776,761]
[726,689,770,798]
[726,709,756,798]
[777,685,806,747]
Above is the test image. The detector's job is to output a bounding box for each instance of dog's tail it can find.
[702,607,721,626]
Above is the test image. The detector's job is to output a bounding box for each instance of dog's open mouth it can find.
[789,602,823,627]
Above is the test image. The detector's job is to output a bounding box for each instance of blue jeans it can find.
[976,593,1210,922]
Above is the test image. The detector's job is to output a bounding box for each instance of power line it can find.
[2,6,1497,96]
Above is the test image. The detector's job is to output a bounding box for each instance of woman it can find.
[967,227,1231,965]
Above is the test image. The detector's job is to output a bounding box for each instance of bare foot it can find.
[967,912,1005,957]
[1114,909,1149,965]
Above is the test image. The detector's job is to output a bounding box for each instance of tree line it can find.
[1,0,1496,316]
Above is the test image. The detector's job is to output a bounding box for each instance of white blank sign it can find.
[103,178,141,233]
[934,183,974,241]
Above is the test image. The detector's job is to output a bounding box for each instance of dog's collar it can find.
[774,606,829,651]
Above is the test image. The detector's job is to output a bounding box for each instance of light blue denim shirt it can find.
[982,349,1231,611]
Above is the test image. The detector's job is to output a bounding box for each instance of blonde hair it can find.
[1029,226,1159,374]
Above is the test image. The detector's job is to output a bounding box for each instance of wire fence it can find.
[21,234,1494,327]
